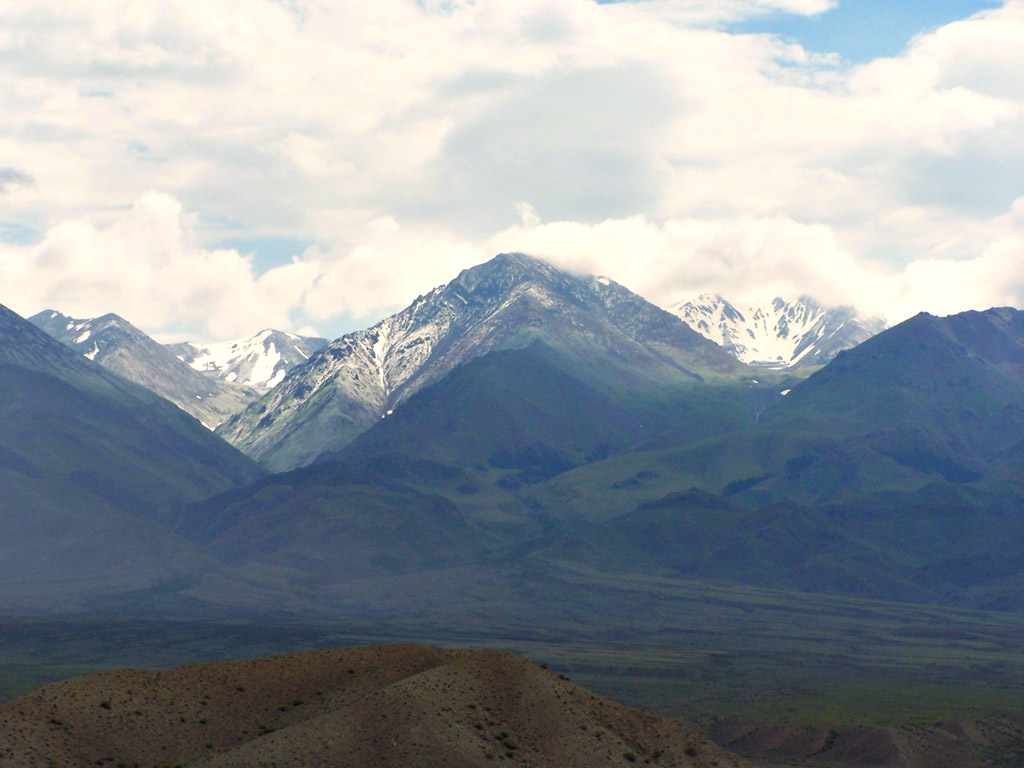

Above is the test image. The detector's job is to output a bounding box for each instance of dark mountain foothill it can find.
[0,303,260,611]
[527,307,1024,609]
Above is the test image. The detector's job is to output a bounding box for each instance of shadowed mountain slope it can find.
[0,644,750,768]
[0,303,260,610]
[171,342,771,612]
[0,304,259,505]
[539,307,1024,516]
[111,305,1024,617]
[217,253,742,471]
[177,459,490,582]
[336,342,652,471]
[521,308,1024,608]
[767,307,1024,455]
[335,342,774,474]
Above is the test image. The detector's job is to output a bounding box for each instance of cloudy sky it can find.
[0,0,1021,341]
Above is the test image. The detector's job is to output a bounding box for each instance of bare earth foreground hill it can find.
[0,644,750,768]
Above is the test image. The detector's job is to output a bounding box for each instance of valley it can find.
[3,577,1024,766]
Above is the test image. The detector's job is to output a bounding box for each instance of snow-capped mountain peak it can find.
[670,294,885,368]
[168,329,328,389]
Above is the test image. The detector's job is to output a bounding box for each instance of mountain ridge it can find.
[0,644,750,768]
[29,310,260,428]
[0,302,260,611]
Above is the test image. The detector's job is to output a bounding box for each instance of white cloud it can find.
[0,167,33,194]
[5,191,1024,343]
[0,193,318,339]
[302,217,484,320]
[485,207,1024,325]
[921,1,1024,101]
[0,0,1022,339]
[617,0,837,25]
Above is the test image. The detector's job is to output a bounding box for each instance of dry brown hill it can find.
[0,643,751,768]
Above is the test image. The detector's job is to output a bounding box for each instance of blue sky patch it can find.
[732,1,1002,63]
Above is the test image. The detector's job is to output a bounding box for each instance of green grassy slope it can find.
[524,309,1024,608]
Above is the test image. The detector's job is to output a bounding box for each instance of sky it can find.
[0,0,1022,342]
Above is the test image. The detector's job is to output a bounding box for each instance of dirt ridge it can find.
[0,643,751,768]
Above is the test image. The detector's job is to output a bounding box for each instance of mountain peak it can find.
[3,304,104,377]
[490,250,537,265]
[216,253,740,471]
[94,311,131,324]
[695,292,727,304]
[449,252,563,294]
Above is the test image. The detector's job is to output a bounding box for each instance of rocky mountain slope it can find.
[30,310,260,428]
[0,644,750,768]
[705,715,1024,768]
[169,329,327,389]
[217,253,743,471]
[671,294,885,368]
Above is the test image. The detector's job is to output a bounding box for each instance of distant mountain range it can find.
[531,306,1024,606]
[168,329,327,389]
[29,310,261,428]
[27,273,876,448]
[173,302,1024,616]
[671,293,886,368]
[216,252,741,471]
[5,252,1024,624]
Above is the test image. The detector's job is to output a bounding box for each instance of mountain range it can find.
[671,293,886,368]
[29,310,261,428]
[30,311,326,428]
[4,253,1024,617]
[4,252,1024,768]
